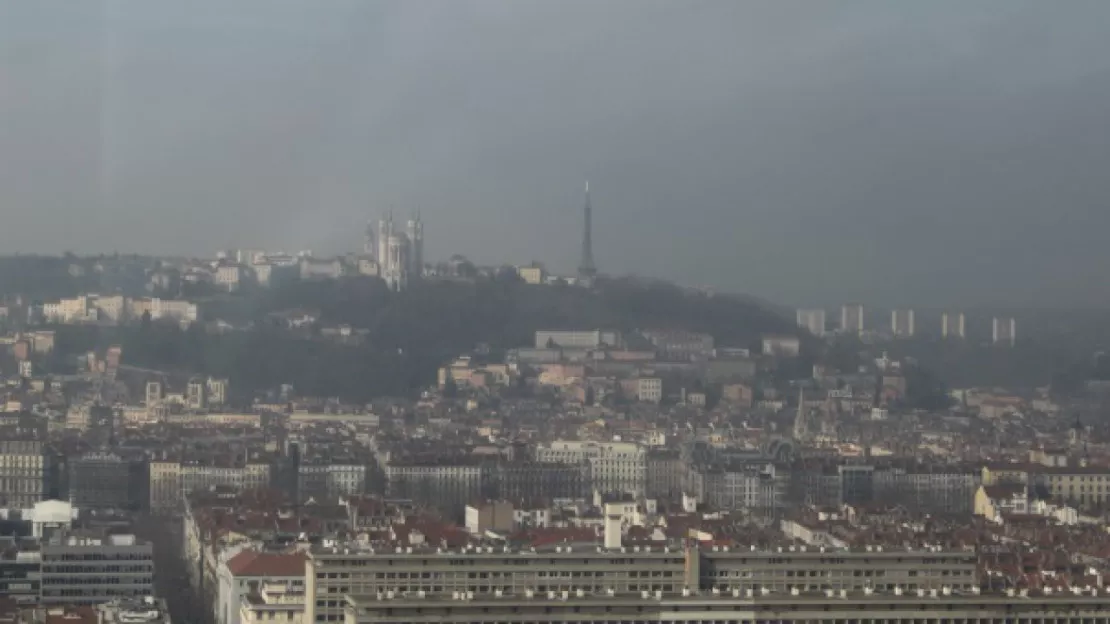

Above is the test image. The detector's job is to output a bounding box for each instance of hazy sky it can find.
[3,1,1110,308]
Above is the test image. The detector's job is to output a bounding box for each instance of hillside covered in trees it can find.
[49,276,803,402]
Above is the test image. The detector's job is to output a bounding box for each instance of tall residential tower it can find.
[796,309,826,337]
[942,312,965,339]
[376,211,394,271]
[841,304,864,334]
[891,309,915,337]
[993,316,1016,347]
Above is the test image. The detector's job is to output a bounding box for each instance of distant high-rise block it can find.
[942,312,966,339]
[796,309,826,337]
[406,214,424,278]
[376,212,394,271]
[891,309,915,337]
[992,317,1016,346]
[840,304,864,334]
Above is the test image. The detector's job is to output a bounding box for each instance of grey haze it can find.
[2,0,1110,308]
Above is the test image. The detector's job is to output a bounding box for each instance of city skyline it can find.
[3,3,1110,624]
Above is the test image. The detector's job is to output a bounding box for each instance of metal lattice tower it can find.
[578,181,597,281]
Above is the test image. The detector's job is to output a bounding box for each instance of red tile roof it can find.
[44,606,96,624]
[226,550,307,577]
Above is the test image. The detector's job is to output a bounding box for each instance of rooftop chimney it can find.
[604,514,622,550]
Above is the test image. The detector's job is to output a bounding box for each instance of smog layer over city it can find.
[2,2,1110,624]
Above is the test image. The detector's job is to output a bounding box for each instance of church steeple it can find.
[792,386,809,442]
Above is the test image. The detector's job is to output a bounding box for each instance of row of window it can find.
[46,553,151,562]
[42,577,153,585]
[328,619,1110,624]
[316,557,683,571]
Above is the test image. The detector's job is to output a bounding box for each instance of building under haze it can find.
[796,308,826,337]
[0,439,48,508]
[840,304,864,334]
[993,316,1017,346]
[374,211,424,291]
[890,309,915,337]
[942,312,966,339]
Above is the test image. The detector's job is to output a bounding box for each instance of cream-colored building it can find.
[762,335,800,357]
[216,265,246,291]
[151,297,199,322]
[149,460,271,513]
[149,461,182,513]
[517,264,546,285]
[239,583,304,624]
[796,309,826,337]
[43,295,97,323]
[637,378,663,403]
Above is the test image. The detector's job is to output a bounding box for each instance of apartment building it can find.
[187,378,208,410]
[534,330,621,350]
[992,316,1016,346]
[305,545,690,623]
[341,592,1110,624]
[697,546,977,594]
[685,462,784,513]
[789,461,978,514]
[795,309,826,337]
[383,459,483,511]
[299,258,344,281]
[0,540,41,603]
[40,295,198,325]
[181,462,271,499]
[0,439,48,508]
[495,461,585,502]
[216,264,247,291]
[645,450,684,499]
[42,296,97,324]
[516,264,546,285]
[148,460,271,513]
[207,377,230,406]
[873,466,978,514]
[761,335,800,358]
[216,551,306,624]
[40,532,154,605]
[638,330,715,361]
[305,544,978,624]
[840,304,864,334]
[68,452,135,510]
[240,582,305,624]
[297,463,368,503]
[890,309,915,337]
[148,298,199,323]
[535,441,646,497]
[941,312,966,339]
[1033,466,1110,509]
[636,378,663,403]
